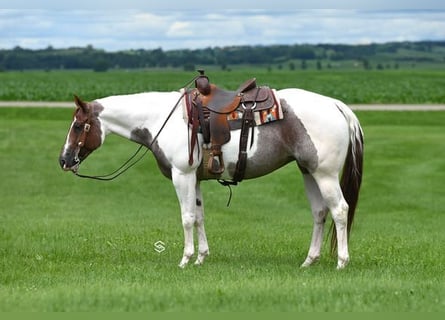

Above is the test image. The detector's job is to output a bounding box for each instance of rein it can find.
[74,145,148,181]
[74,76,199,181]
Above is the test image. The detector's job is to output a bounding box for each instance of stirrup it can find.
[208,153,225,174]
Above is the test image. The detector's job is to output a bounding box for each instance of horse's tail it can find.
[330,102,364,254]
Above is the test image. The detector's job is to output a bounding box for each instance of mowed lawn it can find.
[0,107,444,311]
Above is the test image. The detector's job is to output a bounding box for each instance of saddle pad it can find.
[227,89,283,127]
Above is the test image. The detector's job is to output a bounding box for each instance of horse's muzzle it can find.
[59,155,80,173]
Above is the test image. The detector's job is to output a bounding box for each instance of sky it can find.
[1,1,445,51]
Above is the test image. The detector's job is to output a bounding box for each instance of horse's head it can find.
[59,95,103,173]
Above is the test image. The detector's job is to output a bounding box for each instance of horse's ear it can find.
[74,95,89,113]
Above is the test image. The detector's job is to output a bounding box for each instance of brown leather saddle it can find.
[187,70,277,183]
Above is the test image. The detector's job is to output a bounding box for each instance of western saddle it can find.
[186,70,277,183]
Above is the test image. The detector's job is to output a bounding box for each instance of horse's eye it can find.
[73,123,83,133]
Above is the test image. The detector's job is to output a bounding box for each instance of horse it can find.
[58,79,364,269]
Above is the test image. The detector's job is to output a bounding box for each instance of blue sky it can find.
[1,1,444,51]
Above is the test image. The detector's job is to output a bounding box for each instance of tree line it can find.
[0,41,444,71]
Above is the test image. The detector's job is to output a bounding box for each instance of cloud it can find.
[167,21,194,38]
[0,9,444,51]
[4,0,445,10]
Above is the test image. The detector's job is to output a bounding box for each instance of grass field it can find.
[0,106,444,311]
[1,69,445,104]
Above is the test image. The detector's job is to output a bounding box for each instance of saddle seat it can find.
[199,78,273,114]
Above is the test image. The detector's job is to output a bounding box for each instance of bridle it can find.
[73,74,200,181]
[76,122,91,149]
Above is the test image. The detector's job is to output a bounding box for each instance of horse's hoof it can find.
[178,255,192,268]
[336,257,350,269]
[300,255,319,267]
[194,253,208,266]
[194,260,203,266]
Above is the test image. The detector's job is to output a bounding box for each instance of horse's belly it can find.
[220,124,294,180]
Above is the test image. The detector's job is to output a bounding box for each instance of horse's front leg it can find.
[172,168,198,268]
[194,182,209,265]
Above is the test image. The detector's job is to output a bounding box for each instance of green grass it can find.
[1,108,444,311]
[1,69,445,103]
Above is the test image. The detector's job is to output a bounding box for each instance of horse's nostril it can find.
[59,158,66,169]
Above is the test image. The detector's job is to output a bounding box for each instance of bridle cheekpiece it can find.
[77,122,91,148]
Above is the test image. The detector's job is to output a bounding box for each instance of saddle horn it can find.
[195,70,211,96]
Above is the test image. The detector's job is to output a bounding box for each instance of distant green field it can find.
[0,107,444,311]
[1,69,445,103]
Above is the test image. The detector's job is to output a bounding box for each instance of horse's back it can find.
[278,88,349,124]
[279,88,352,134]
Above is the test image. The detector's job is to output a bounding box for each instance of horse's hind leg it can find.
[312,173,350,269]
[194,182,209,265]
[301,173,329,267]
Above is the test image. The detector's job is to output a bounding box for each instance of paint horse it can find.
[59,76,364,269]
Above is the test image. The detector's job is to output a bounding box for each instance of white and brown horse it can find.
[59,84,363,269]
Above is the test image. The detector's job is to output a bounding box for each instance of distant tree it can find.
[183,63,195,71]
[289,45,316,60]
[0,40,443,71]
[93,59,109,72]
[329,51,344,61]
[362,58,371,70]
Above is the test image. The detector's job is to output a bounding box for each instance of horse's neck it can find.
[97,92,184,139]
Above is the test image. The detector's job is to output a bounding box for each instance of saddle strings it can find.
[74,75,200,181]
